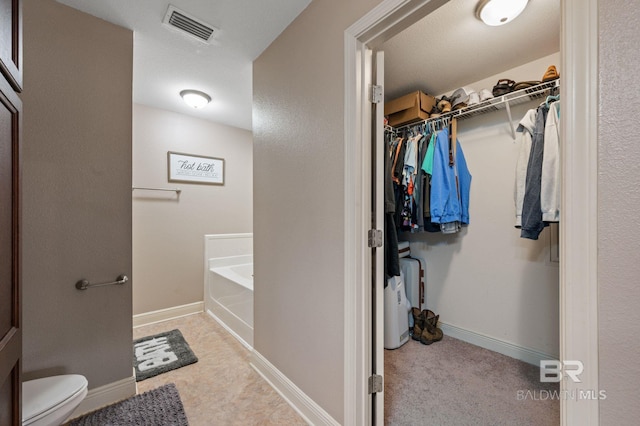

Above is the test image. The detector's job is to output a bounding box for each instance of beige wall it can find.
[133,104,252,315]
[253,0,381,421]
[598,1,640,423]
[402,53,560,359]
[21,0,133,388]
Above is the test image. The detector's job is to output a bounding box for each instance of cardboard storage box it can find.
[384,91,436,127]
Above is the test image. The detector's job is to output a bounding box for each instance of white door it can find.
[371,49,385,426]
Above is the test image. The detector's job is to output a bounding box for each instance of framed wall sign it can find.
[167,152,224,185]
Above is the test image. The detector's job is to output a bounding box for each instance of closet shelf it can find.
[394,79,559,130]
[455,79,559,122]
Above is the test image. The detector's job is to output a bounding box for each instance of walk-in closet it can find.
[379,0,562,424]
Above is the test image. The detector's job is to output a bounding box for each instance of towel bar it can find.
[76,274,128,290]
[132,187,181,194]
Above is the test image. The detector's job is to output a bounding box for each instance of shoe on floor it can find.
[420,310,443,344]
[411,307,424,341]
[420,309,444,344]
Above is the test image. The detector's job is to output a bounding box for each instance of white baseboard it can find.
[206,309,253,351]
[68,374,136,419]
[250,350,340,426]
[439,321,558,366]
[133,301,204,328]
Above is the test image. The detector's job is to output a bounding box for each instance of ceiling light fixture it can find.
[180,89,211,109]
[476,0,528,26]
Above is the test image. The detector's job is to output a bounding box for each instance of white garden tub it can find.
[206,254,253,348]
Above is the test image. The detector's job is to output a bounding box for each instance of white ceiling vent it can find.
[163,5,219,43]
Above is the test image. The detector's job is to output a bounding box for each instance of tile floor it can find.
[133,313,306,425]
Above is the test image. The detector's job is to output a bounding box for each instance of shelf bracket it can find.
[504,99,516,140]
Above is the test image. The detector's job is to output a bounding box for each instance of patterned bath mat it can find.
[133,329,198,381]
[69,383,189,425]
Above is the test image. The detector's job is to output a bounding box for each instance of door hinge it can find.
[368,374,383,394]
[368,229,383,248]
[369,85,383,104]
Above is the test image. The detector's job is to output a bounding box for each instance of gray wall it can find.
[20,0,133,389]
[253,0,381,421]
[598,1,640,423]
[133,104,253,315]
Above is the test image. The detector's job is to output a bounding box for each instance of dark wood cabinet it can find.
[0,0,22,91]
[0,0,22,424]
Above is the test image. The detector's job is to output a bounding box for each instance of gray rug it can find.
[68,383,188,425]
[133,329,198,381]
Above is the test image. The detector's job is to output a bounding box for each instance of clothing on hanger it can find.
[414,131,430,230]
[519,96,561,239]
[541,100,561,222]
[384,128,401,278]
[386,116,473,235]
[514,108,537,228]
[521,104,550,240]
[392,136,406,184]
[430,127,472,227]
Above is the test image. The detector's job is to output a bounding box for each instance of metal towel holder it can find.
[132,187,181,194]
[76,274,129,290]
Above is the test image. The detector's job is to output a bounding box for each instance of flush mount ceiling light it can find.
[476,0,528,26]
[180,89,211,109]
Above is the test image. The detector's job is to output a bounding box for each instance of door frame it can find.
[343,0,599,425]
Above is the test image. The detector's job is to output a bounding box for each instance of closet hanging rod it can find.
[132,186,182,194]
[391,79,560,132]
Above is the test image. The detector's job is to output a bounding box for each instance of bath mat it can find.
[133,329,198,382]
[68,383,188,425]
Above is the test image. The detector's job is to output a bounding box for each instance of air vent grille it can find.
[163,5,218,43]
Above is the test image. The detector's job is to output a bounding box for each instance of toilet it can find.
[22,375,88,426]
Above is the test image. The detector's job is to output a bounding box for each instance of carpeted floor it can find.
[384,335,560,425]
[131,313,305,425]
[70,313,555,425]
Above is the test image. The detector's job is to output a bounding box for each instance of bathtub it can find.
[206,254,253,349]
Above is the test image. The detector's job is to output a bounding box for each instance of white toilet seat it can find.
[23,374,88,426]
